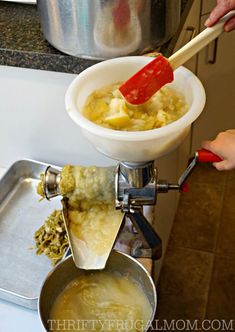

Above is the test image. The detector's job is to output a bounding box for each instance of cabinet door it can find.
[172,0,201,177]
[173,0,201,73]
[191,15,235,151]
[201,0,216,15]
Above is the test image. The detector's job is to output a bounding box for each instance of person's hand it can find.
[205,0,235,32]
[202,129,235,170]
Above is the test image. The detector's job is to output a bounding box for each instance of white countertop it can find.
[0,65,179,330]
[0,167,43,332]
[0,67,116,332]
[0,168,5,176]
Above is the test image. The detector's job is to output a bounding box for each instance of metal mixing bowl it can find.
[38,251,157,331]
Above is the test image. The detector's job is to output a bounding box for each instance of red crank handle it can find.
[178,149,222,193]
[197,149,222,163]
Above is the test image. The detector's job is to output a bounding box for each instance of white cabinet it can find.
[155,0,235,280]
[153,0,202,279]
[173,0,201,177]
[173,0,201,73]
[173,0,235,153]
[201,0,216,15]
[191,15,235,150]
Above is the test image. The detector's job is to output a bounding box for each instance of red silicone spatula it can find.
[119,10,235,105]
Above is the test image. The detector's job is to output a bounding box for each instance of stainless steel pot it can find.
[37,0,181,59]
[39,251,157,331]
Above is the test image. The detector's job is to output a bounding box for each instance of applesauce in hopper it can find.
[37,165,123,257]
[82,82,188,131]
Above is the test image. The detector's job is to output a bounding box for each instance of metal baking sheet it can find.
[0,159,63,310]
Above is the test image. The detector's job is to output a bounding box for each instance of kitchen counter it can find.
[0,62,183,331]
[0,0,193,74]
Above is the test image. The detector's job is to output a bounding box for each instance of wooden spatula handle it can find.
[169,10,235,70]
